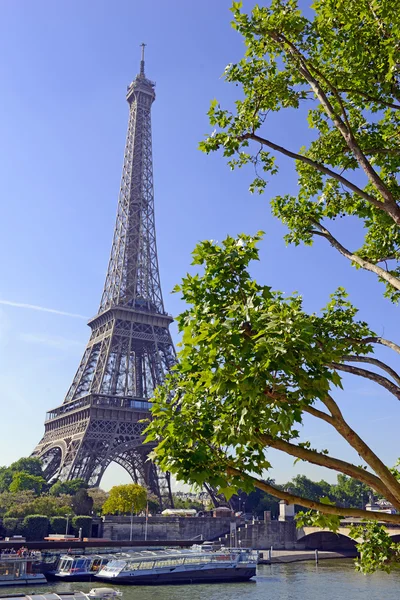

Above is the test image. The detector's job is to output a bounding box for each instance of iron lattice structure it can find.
[33,47,175,507]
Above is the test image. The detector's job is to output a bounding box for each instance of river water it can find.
[8,560,400,600]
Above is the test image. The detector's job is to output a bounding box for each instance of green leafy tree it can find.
[49,516,68,534]
[146,232,400,574]
[200,0,400,302]
[146,493,160,515]
[171,495,203,512]
[0,458,45,493]
[331,474,371,509]
[87,488,109,515]
[0,491,36,516]
[10,458,44,478]
[3,517,20,537]
[72,516,92,538]
[9,472,46,495]
[146,0,400,574]
[287,475,332,505]
[5,494,72,518]
[102,484,147,515]
[0,468,13,493]
[22,514,49,541]
[240,480,280,517]
[71,489,94,516]
[49,479,87,496]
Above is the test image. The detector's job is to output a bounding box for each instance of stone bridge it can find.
[294,523,400,551]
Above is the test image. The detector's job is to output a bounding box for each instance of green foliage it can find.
[0,491,36,516]
[87,488,109,515]
[240,480,280,517]
[146,493,160,514]
[9,472,46,495]
[102,484,147,515]
[72,516,92,538]
[22,514,49,541]
[199,0,400,301]
[5,494,72,518]
[171,495,203,512]
[3,517,20,537]
[49,479,87,496]
[146,233,374,492]
[286,475,332,505]
[295,508,342,534]
[0,468,14,493]
[331,474,371,509]
[71,489,93,516]
[49,516,67,534]
[0,458,45,493]
[10,458,44,478]
[350,521,400,574]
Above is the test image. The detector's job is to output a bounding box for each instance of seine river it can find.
[8,560,400,600]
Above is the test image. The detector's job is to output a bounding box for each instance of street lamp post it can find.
[65,514,71,536]
[130,507,134,542]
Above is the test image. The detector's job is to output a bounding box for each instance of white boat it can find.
[46,555,110,581]
[96,547,258,585]
[0,553,46,586]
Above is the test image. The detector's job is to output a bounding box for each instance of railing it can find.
[46,395,151,421]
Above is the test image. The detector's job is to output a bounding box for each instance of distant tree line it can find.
[0,457,108,540]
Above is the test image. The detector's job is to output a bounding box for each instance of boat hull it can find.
[0,576,47,587]
[97,566,256,585]
[46,572,98,582]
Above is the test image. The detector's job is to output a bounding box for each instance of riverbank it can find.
[259,549,356,564]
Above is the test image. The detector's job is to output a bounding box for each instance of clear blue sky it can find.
[0,0,398,491]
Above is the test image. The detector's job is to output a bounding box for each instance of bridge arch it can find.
[297,531,357,551]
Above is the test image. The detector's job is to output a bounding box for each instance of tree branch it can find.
[264,388,335,425]
[241,132,387,213]
[227,465,400,523]
[303,405,335,425]
[341,355,400,387]
[263,390,400,509]
[270,31,400,224]
[330,362,400,400]
[320,395,400,504]
[311,222,400,292]
[258,433,389,496]
[344,336,400,357]
[338,88,400,110]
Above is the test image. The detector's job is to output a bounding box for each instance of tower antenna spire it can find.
[140,42,146,76]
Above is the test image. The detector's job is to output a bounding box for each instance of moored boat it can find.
[96,548,258,585]
[46,554,110,581]
[0,553,46,586]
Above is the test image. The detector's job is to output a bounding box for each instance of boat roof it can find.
[106,548,245,562]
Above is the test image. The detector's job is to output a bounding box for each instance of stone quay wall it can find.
[234,520,298,550]
[102,516,299,549]
[102,516,236,542]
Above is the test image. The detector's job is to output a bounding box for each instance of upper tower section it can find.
[126,44,156,106]
[98,45,165,317]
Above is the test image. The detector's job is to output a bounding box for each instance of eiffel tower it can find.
[33,46,175,506]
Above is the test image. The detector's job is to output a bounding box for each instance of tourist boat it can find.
[96,548,258,585]
[0,588,122,600]
[46,554,110,581]
[0,553,46,586]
